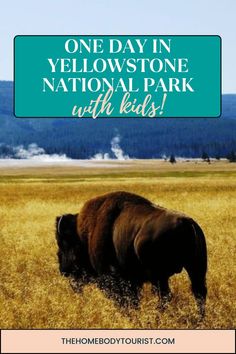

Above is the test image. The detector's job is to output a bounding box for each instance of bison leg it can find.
[124,281,141,310]
[191,277,207,318]
[97,274,141,310]
[152,277,172,310]
[183,219,207,318]
[112,278,141,310]
[186,269,207,318]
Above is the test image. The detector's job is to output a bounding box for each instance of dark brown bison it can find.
[55,191,207,316]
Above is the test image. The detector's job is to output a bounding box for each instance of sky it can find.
[0,0,235,93]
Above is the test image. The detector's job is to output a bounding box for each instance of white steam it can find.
[92,135,129,160]
[111,135,129,160]
[92,152,111,160]
[13,143,70,161]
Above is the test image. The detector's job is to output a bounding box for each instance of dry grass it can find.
[0,161,235,329]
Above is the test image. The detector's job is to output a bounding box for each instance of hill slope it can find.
[0,81,236,158]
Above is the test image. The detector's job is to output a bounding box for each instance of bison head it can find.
[55,213,80,277]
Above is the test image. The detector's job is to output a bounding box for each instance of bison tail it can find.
[191,221,207,276]
[184,219,207,317]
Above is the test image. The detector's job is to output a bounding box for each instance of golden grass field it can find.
[0,160,235,329]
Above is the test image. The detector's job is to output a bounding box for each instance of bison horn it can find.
[57,215,64,236]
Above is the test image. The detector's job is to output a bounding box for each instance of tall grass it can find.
[0,170,235,329]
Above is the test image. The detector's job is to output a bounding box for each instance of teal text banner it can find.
[14,35,221,118]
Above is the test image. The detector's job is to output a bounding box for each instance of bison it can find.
[55,191,207,317]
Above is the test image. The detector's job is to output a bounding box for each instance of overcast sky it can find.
[0,0,235,92]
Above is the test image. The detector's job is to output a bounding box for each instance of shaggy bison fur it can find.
[55,191,207,316]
